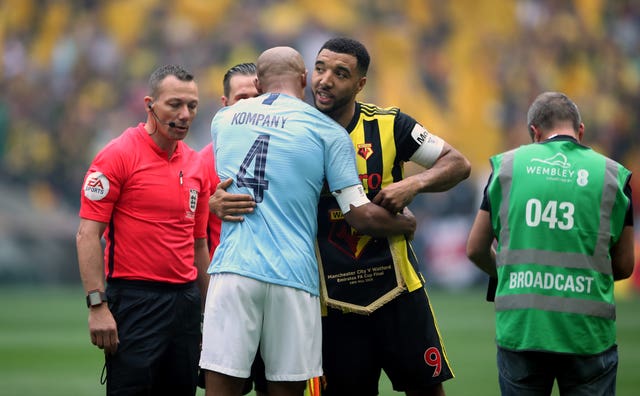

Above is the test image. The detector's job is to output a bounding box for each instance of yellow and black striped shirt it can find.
[317,102,425,314]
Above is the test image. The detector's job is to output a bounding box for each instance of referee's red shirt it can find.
[79,124,210,283]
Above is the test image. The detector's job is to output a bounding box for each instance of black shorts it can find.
[104,279,201,396]
[322,287,454,396]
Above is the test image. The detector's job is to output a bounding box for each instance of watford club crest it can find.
[328,211,372,259]
[357,143,373,160]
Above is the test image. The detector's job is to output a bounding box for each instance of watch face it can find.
[87,291,106,307]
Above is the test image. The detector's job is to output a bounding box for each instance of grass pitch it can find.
[0,285,638,395]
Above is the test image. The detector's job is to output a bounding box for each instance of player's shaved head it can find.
[256,46,307,98]
[257,46,305,78]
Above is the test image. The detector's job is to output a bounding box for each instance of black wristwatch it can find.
[86,290,107,308]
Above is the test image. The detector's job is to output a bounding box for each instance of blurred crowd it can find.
[2,0,639,286]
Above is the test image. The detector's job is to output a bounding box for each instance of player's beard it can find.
[313,92,351,119]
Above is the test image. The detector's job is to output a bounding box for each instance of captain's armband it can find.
[409,124,444,168]
[332,185,370,214]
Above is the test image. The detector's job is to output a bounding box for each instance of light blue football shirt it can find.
[208,92,360,296]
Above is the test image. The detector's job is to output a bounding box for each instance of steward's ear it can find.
[530,125,541,142]
[577,123,585,142]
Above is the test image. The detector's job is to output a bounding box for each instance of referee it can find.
[76,64,210,395]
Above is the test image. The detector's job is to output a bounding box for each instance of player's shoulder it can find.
[358,102,419,135]
[358,101,400,118]
[296,99,342,128]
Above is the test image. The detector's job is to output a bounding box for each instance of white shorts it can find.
[199,273,322,382]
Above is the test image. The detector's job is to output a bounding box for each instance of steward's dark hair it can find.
[527,92,581,139]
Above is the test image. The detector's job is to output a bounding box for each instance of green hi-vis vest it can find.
[487,139,631,354]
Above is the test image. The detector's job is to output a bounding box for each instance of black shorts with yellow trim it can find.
[321,286,454,395]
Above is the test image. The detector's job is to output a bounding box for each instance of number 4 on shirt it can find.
[237,135,270,203]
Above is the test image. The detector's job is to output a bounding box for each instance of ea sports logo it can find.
[83,171,110,201]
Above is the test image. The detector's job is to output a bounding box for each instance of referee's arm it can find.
[76,218,119,354]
